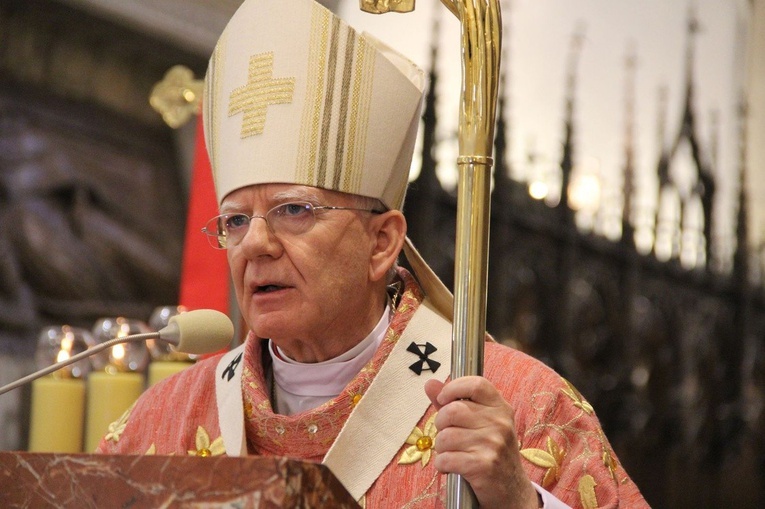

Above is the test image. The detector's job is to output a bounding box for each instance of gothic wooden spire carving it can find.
[621,44,637,248]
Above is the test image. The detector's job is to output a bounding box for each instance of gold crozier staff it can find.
[361,1,503,508]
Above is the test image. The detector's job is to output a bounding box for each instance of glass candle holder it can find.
[90,317,151,374]
[147,305,192,362]
[146,305,195,387]
[35,325,96,379]
[85,317,149,452]
[29,325,94,452]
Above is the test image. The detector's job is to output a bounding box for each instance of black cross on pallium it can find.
[406,342,441,375]
[222,352,243,382]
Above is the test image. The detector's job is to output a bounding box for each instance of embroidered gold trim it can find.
[104,401,136,443]
[520,436,565,489]
[399,470,440,508]
[578,474,598,509]
[561,377,594,415]
[188,426,226,457]
[297,4,331,184]
[343,36,364,193]
[602,447,618,480]
[349,39,374,194]
[332,26,356,190]
[398,412,437,467]
[316,16,342,186]
[228,52,296,138]
[205,29,226,182]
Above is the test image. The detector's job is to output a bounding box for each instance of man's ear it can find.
[368,210,407,282]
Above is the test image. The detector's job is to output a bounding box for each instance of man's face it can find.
[222,183,383,362]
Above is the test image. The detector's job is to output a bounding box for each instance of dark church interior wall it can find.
[0,0,206,448]
[0,1,763,507]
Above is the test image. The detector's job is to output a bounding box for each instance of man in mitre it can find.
[98,0,649,507]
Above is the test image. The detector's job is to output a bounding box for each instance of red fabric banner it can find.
[178,115,229,313]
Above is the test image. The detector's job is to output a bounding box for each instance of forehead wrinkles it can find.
[270,187,322,203]
[271,186,361,208]
[219,196,250,214]
[219,186,322,214]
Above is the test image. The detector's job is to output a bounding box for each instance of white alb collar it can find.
[270,304,391,414]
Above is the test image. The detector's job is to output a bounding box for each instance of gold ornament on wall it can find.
[150,65,204,128]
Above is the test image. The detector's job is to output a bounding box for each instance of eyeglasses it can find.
[201,201,383,249]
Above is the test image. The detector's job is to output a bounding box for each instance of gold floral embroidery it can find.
[104,402,136,443]
[145,444,156,455]
[561,378,594,415]
[578,474,598,509]
[187,426,226,457]
[520,436,565,488]
[603,447,618,480]
[351,392,363,407]
[398,413,437,467]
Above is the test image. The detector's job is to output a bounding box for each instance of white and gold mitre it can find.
[203,0,427,210]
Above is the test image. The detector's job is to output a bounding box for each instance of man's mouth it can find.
[255,284,285,293]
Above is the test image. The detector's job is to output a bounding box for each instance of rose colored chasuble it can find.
[98,269,649,508]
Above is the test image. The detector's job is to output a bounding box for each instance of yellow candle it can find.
[85,371,144,452]
[147,361,193,387]
[28,376,86,453]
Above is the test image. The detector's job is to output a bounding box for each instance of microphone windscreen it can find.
[165,309,234,354]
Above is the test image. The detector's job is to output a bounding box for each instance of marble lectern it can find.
[0,452,360,508]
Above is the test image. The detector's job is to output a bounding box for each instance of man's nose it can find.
[239,216,281,256]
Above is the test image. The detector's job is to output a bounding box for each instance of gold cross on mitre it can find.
[228,52,296,138]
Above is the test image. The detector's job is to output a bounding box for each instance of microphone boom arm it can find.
[0,308,234,396]
[0,333,159,396]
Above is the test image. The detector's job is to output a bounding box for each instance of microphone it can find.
[0,309,234,396]
[152,309,234,354]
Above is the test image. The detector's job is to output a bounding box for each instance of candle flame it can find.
[528,180,549,200]
[61,332,74,351]
[116,322,131,338]
[56,349,71,363]
[112,344,126,361]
